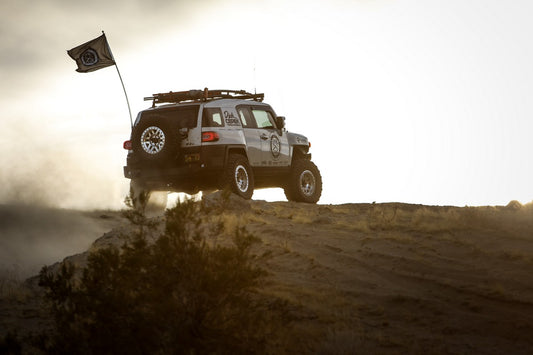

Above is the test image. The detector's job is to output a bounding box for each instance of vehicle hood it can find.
[287,132,309,146]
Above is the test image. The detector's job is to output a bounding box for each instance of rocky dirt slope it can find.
[1,196,532,354]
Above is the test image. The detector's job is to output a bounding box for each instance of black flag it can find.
[67,34,115,73]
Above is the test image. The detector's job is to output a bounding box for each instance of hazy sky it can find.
[1,0,532,208]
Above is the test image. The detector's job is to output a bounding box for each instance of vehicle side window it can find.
[251,109,275,129]
[202,108,224,127]
[237,107,257,128]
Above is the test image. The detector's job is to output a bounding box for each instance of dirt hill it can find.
[1,196,533,354]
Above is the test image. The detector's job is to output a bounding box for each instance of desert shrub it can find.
[0,332,22,355]
[38,199,276,354]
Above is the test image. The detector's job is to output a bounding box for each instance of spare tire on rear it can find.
[131,115,181,164]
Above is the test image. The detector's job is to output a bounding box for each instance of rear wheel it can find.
[284,160,322,203]
[222,154,254,199]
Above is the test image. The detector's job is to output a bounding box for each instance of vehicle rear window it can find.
[141,105,199,128]
[202,108,224,127]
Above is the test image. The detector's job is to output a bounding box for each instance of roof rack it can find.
[144,88,264,107]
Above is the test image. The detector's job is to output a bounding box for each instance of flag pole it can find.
[103,31,133,129]
[115,64,133,129]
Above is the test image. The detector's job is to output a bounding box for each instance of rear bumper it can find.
[123,145,228,192]
[123,164,222,193]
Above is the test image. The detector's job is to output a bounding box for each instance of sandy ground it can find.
[1,196,532,354]
[244,200,533,354]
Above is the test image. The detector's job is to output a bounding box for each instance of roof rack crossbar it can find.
[144,88,264,107]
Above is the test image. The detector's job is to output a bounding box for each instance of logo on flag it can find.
[68,34,115,73]
[81,49,99,66]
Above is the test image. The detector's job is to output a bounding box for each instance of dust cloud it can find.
[0,113,128,209]
[0,109,129,277]
[0,204,125,278]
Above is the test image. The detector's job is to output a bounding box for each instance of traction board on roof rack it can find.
[144,88,264,107]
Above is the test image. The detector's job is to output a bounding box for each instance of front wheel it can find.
[284,160,322,203]
[221,154,254,199]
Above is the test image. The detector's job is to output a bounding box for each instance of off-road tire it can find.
[284,159,322,203]
[222,154,254,199]
[131,115,180,164]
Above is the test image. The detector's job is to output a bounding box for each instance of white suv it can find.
[123,89,322,203]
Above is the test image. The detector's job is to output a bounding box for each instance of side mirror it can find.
[275,116,286,130]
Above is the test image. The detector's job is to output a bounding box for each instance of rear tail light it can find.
[123,140,132,150]
[202,131,219,142]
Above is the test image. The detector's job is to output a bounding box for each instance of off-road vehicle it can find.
[123,88,322,204]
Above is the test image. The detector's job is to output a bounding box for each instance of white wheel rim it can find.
[235,164,249,192]
[299,170,316,196]
[141,126,165,154]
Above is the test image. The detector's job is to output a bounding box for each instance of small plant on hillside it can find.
[38,199,280,354]
[122,187,159,237]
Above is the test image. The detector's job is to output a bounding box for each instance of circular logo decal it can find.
[270,135,281,158]
[81,48,99,66]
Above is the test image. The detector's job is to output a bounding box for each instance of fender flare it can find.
[224,145,249,167]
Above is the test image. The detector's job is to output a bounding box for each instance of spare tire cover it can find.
[131,115,180,164]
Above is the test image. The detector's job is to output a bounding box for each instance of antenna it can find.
[253,55,257,95]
